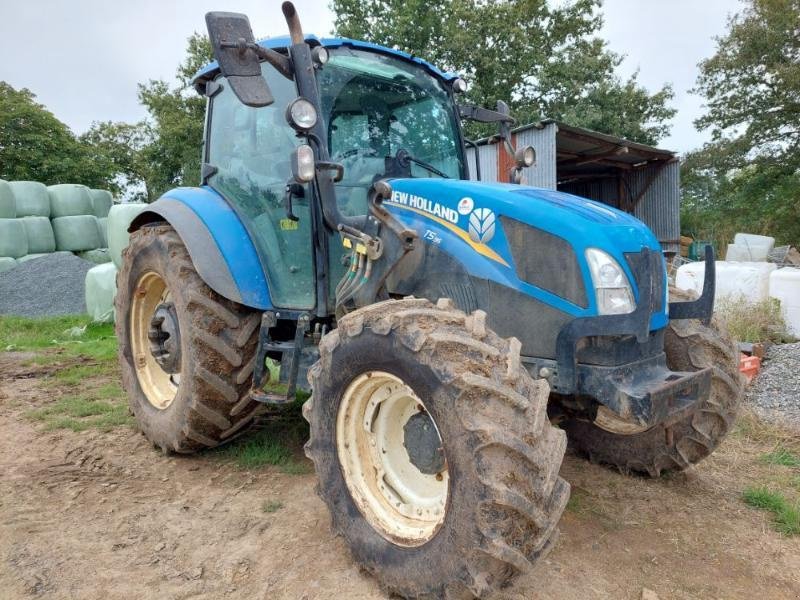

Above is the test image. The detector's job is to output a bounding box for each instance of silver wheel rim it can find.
[336,371,448,546]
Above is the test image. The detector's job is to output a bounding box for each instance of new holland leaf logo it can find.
[468,208,496,244]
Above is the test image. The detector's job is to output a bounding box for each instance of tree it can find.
[331,0,675,144]
[79,120,153,201]
[1,83,87,185]
[136,33,213,200]
[682,0,800,246]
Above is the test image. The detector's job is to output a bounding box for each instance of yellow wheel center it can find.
[130,271,180,410]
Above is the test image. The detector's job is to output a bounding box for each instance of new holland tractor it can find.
[116,3,743,597]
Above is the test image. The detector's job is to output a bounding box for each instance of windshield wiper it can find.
[396,149,449,179]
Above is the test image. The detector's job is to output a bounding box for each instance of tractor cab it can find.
[195,41,467,312]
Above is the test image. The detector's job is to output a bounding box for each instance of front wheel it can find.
[558,288,744,476]
[116,224,263,453]
[303,298,569,598]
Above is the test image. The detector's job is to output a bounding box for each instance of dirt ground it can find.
[1,351,799,600]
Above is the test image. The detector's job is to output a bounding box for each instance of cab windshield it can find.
[318,48,464,215]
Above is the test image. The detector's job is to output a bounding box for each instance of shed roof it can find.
[479,119,676,183]
[541,120,676,183]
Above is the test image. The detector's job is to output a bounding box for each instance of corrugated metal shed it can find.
[466,120,680,254]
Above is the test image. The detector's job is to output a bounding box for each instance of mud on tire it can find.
[116,224,263,453]
[560,287,744,476]
[303,297,569,599]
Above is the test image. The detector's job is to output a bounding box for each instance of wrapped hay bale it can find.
[85,262,117,323]
[0,257,17,273]
[21,216,56,254]
[48,184,93,217]
[9,181,50,217]
[108,203,147,268]
[89,189,113,218]
[0,219,28,258]
[77,248,112,264]
[0,179,15,218]
[52,215,101,252]
[96,216,108,247]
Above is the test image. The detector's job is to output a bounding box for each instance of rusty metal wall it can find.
[465,122,558,188]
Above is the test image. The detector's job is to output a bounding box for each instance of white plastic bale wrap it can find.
[52,215,101,251]
[0,180,15,218]
[734,232,775,253]
[108,203,148,269]
[96,217,108,246]
[725,243,770,262]
[9,181,50,217]
[769,268,800,336]
[85,262,118,323]
[21,216,56,254]
[0,218,29,258]
[0,257,17,273]
[89,189,113,218]
[48,184,93,217]
[676,260,777,303]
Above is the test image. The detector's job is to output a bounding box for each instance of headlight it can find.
[286,97,317,131]
[514,145,536,167]
[452,78,468,93]
[291,144,315,182]
[585,248,635,314]
[311,46,329,66]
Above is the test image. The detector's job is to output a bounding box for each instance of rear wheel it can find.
[304,298,569,598]
[558,288,744,476]
[116,224,263,453]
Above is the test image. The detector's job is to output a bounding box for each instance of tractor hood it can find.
[383,178,667,324]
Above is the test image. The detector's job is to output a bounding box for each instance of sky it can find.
[0,0,742,154]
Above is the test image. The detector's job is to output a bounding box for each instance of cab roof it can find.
[192,35,458,93]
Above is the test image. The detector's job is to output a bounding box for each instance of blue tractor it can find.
[116,3,743,597]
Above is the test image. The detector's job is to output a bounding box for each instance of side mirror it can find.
[205,12,274,107]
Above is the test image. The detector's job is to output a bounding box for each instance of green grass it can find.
[761,448,800,468]
[262,499,284,513]
[25,392,133,432]
[742,486,800,535]
[214,399,311,473]
[0,315,117,362]
[2,315,130,432]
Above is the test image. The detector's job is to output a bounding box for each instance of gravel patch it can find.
[746,341,800,430]
[0,252,92,317]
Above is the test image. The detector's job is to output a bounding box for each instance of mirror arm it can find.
[458,103,515,125]
[252,45,294,80]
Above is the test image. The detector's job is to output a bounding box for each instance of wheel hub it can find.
[403,411,445,475]
[148,302,181,373]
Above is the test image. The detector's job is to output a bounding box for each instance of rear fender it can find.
[129,186,272,310]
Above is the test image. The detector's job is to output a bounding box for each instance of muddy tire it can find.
[116,224,262,453]
[303,297,569,599]
[560,287,744,476]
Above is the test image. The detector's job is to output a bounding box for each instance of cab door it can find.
[205,62,315,310]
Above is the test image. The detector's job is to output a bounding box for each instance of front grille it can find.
[624,250,665,313]
[501,216,588,308]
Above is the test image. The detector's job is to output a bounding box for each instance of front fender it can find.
[129,186,272,310]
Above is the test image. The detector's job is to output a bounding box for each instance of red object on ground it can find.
[739,353,761,382]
